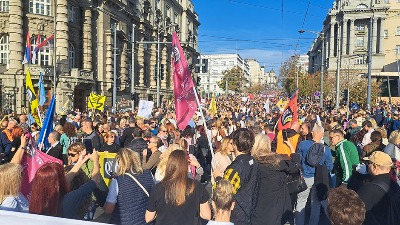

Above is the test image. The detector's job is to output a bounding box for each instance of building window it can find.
[0,0,9,12]
[68,43,75,69]
[384,29,388,38]
[29,0,51,16]
[355,24,365,31]
[165,5,171,18]
[0,35,9,66]
[355,57,365,65]
[68,5,78,23]
[396,45,400,54]
[356,36,364,47]
[32,35,51,66]
[397,26,400,35]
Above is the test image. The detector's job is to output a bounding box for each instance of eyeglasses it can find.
[68,152,77,157]
[160,130,168,133]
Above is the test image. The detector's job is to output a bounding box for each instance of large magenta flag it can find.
[172,32,198,130]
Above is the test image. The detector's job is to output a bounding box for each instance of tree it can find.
[349,79,382,107]
[279,55,298,95]
[247,84,265,94]
[218,66,248,93]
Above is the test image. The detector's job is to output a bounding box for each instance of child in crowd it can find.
[208,179,235,225]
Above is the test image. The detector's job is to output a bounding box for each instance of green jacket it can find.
[334,139,360,184]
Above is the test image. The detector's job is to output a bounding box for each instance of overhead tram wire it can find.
[295,0,312,54]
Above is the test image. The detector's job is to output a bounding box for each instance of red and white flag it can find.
[171,32,198,130]
[277,90,298,130]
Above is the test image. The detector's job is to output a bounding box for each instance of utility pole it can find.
[225,76,229,96]
[336,23,342,109]
[296,65,299,89]
[131,24,136,110]
[53,0,57,95]
[156,26,161,108]
[367,17,373,110]
[320,32,325,108]
[112,23,117,113]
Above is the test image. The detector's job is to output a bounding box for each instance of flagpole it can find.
[36,106,43,126]
[192,86,215,160]
[53,0,57,96]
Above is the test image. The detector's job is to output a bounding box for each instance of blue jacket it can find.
[297,140,333,178]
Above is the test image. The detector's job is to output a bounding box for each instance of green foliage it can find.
[217,66,248,93]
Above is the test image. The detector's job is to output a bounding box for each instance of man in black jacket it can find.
[215,128,260,225]
[46,131,64,162]
[120,117,136,147]
[125,127,148,155]
[358,151,396,225]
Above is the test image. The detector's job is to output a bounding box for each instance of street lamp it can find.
[298,29,325,108]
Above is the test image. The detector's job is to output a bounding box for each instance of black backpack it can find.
[305,142,325,166]
[370,180,400,225]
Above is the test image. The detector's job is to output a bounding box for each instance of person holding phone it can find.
[273,121,301,156]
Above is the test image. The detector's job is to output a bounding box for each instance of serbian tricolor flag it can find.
[277,89,298,130]
[172,31,198,130]
[22,32,31,64]
[32,34,54,64]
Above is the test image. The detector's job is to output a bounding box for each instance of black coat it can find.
[252,153,300,225]
[120,127,135,147]
[47,143,64,162]
[125,138,148,154]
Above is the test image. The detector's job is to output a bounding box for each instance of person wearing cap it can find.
[357,151,398,225]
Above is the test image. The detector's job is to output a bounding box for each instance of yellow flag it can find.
[88,93,106,111]
[209,95,217,115]
[98,152,117,187]
[26,69,39,113]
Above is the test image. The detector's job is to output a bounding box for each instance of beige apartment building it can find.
[245,59,266,86]
[308,0,400,97]
[0,0,199,114]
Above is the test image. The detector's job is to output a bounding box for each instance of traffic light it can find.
[160,64,165,80]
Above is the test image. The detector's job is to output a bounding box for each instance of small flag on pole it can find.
[25,69,39,113]
[38,72,46,106]
[22,32,31,64]
[37,95,56,149]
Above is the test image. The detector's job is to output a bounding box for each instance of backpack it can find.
[370,180,400,225]
[306,142,325,166]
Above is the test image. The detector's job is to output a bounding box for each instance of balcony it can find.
[70,68,94,81]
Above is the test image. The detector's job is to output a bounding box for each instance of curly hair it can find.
[63,122,77,138]
[327,187,365,225]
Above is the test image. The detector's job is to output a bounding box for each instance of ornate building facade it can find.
[0,0,199,113]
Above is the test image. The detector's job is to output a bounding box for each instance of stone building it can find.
[245,59,266,86]
[0,0,199,114]
[308,0,388,79]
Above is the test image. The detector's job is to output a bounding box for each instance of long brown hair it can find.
[162,150,194,206]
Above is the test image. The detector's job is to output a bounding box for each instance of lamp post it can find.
[299,29,325,108]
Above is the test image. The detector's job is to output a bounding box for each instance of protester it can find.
[59,122,79,164]
[212,137,234,184]
[120,117,136,147]
[81,118,102,151]
[251,133,299,225]
[330,129,360,186]
[327,187,365,225]
[358,151,398,225]
[104,148,155,225]
[145,150,211,225]
[125,127,148,155]
[215,128,259,225]
[29,149,100,219]
[295,125,333,225]
[46,131,64,162]
[207,179,235,225]
[142,136,162,172]
[99,131,120,153]
[274,121,300,156]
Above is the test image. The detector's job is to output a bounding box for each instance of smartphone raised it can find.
[282,130,288,141]
[83,139,93,154]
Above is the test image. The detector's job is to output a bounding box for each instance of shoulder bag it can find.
[286,163,307,194]
[125,173,149,197]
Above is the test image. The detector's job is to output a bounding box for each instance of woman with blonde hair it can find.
[212,137,235,184]
[251,133,300,225]
[0,163,28,212]
[155,143,203,182]
[145,150,211,225]
[104,148,155,225]
[384,130,400,164]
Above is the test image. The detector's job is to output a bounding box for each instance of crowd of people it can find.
[0,93,399,225]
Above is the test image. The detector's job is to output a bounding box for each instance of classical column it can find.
[120,41,127,89]
[349,19,355,55]
[161,39,168,89]
[105,31,113,94]
[343,19,348,55]
[372,17,378,54]
[138,32,145,86]
[150,32,157,88]
[56,0,69,70]
[83,8,92,70]
[329,22,335,57]
[379,18,384,54]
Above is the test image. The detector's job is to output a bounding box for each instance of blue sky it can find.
[192,0,334,73]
